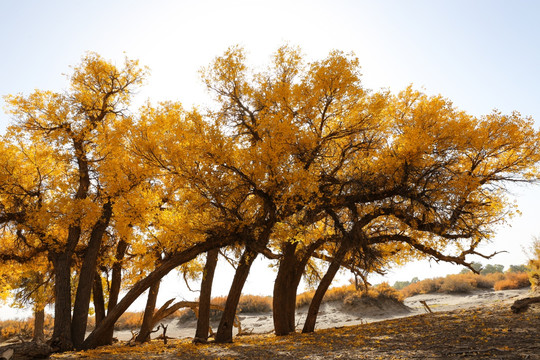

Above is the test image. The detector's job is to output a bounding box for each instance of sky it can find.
[1,0,540,316]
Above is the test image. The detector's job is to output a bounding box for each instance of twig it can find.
[419,300,433,313]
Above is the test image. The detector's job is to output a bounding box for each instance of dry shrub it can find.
[296,290,314,308]
[0,314,54,340]
[345,282,404,305]
[237,295,272,313]
[178,294,272,322]
[323,284,357,302]
[0,319,33,340]
[494,272,530,290]
[477,273,504,288]
[297,283,403,309]
[371,282,404,302]
[400,271,530,298]
[401,278,444,298]
[115,311,143,330]
[439,275,475,294]
[296,284,358,308]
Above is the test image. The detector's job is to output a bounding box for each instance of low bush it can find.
[401,278,444,298]
[236,295,273,313]
[493,272,530,290]
[297,282,403,309]
[114,312,143,330]
[439,275,475,294]
[399,271,530,298]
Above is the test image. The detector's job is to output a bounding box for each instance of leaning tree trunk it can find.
[32,306,46,344]
[81,236,228,350]
[302,246,348,333]
[93,271,106,327]
[135,280,161,343]
[71,202,112,348]
[214,247,258,343]
[194,248,219,343]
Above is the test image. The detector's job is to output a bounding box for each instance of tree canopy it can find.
[1,47,539,351]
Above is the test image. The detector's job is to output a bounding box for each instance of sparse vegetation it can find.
[0,315,54,341]
[297,282,404,308]
[399,271,530,298]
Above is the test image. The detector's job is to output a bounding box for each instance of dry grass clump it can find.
[400,272,530,298]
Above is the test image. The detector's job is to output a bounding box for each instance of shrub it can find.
[0,314,54,341]
[0,319,33,340]
[114,312,143,330]
[400,278,443,298]
[371,282,404,301]
[493,272,531,290]
[237,295,272,313]
[439,275,475,294]
[296,290,315,308]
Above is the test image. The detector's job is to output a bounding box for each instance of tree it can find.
[1,53,148,350]
[507,264,528,273]
[481,264,505,274]
[299,88,540,333]
[2,46,539,352]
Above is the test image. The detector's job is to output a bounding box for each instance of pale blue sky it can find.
[1,1,539,311]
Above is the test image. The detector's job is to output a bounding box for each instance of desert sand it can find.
[114,288,529,342]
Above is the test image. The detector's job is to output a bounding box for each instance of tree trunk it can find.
[273,242,299,336]
[72,201,113,348]
[194,248,219,343]
[135,280,161,343]
[81,235,228,350]
[93,271,106,327]
[273,240,322,336]
[214,247,258,343]
[50,252,74,351]
[511,296,540,313]
[32,307,45,344]
[302,246,347,333]
[0,342,53,360]
[97,238,128,346]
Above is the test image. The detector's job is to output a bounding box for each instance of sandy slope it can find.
[115,288,529,341]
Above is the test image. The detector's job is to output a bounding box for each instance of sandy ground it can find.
[114,288,529,342]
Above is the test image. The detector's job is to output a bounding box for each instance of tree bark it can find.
[81,235,229,350]
[72,201,113,348]
[50,252,74,351]
[302,246,347,333]
[93,271,106,327]
[194,248,219,343]
[214,247,258,343]
[0,342,53,360]
[273,242,299,336]
[32,307,45,344]
[135,280,161,343]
